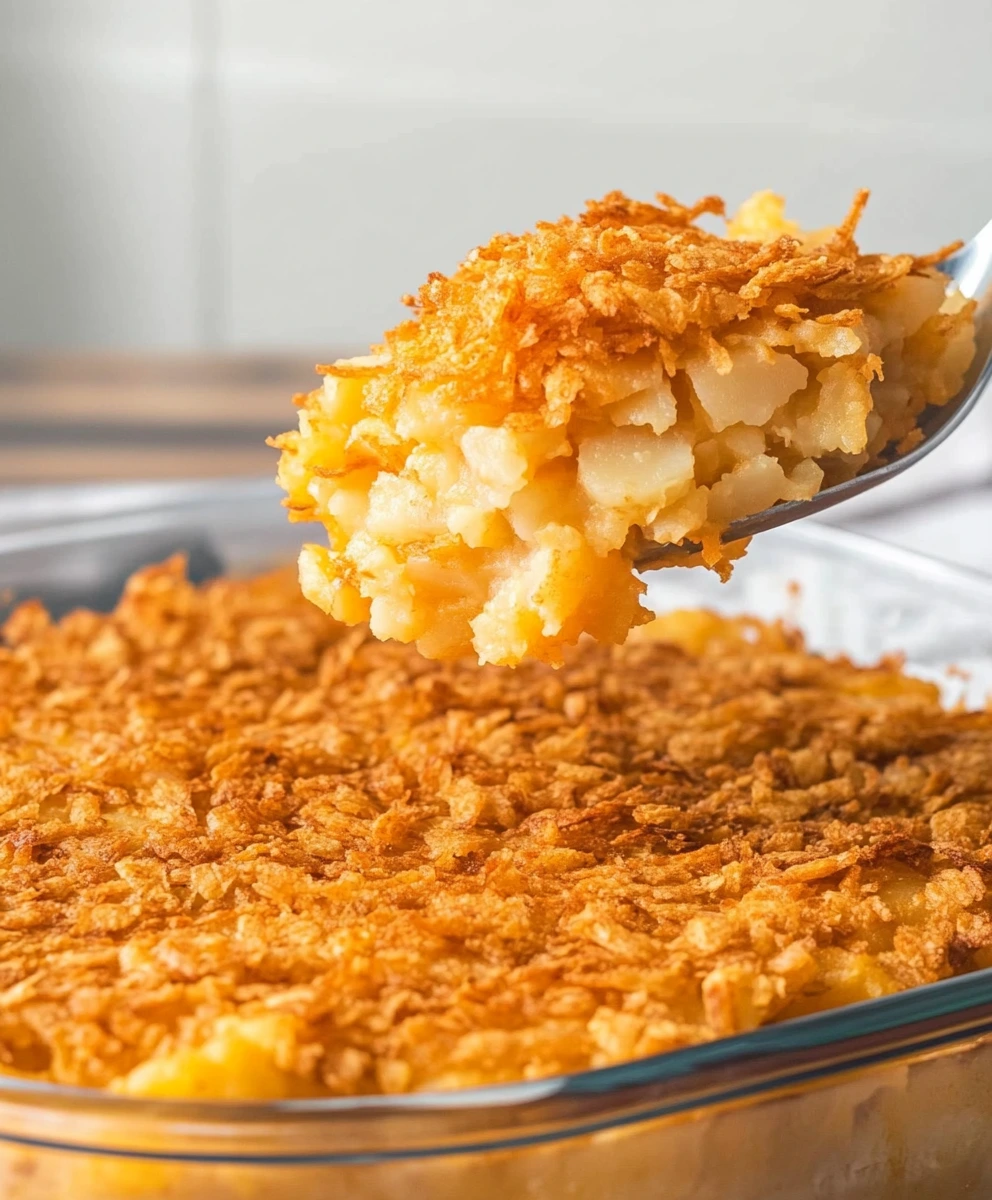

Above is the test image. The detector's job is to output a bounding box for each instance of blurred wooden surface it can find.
[0,352,329,481]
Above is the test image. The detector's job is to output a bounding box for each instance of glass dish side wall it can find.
[2,1034,992,1199]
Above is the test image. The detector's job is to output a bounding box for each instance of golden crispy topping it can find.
[2,563,991,1097]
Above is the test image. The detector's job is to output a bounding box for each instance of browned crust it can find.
[0,562,990,1092]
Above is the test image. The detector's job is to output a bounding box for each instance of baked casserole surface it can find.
[1,562,990,1098]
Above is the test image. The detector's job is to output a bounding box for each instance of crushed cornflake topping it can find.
[1,563,991,1097]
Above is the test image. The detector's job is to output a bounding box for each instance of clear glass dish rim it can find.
[1,476,992,1162]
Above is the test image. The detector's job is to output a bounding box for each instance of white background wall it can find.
[2,0,991,355]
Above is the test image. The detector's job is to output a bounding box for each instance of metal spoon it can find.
[634,217,992,569]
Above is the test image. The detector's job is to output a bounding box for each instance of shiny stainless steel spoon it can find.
[634,218,992,569]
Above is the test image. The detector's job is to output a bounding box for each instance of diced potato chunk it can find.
[792,362,874,457]
[708,454,823,527]
[606,380,678,434]
[866,272,948,344]
[687,345,808,433]
[578,428,694,512]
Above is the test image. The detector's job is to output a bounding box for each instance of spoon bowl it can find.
[634,218,992,569]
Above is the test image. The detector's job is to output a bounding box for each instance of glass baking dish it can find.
[1,476,992,1200]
